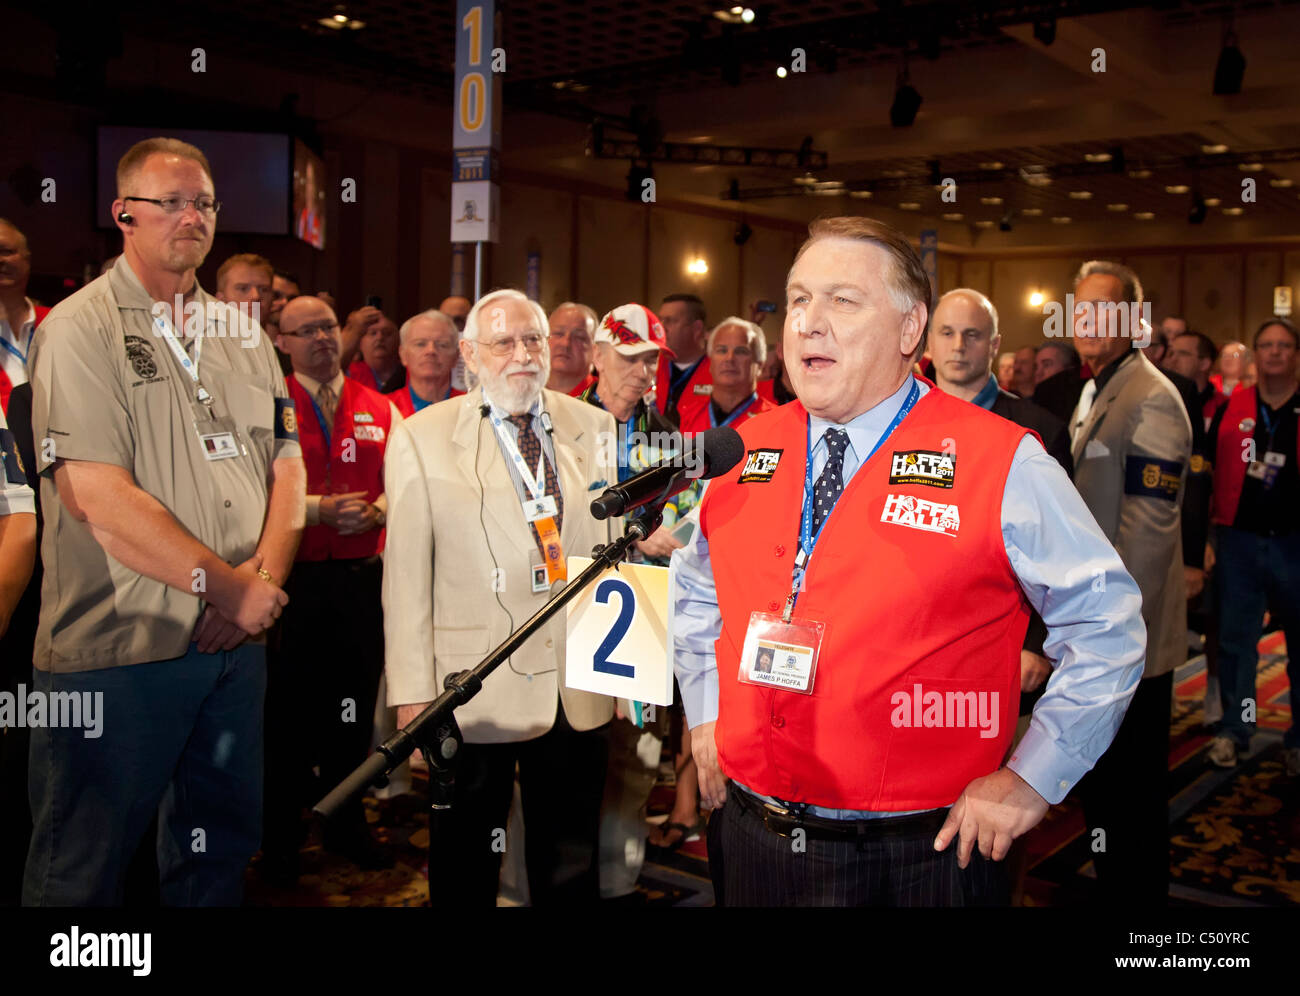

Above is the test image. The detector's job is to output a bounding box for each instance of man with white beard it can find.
[382,288,619,905]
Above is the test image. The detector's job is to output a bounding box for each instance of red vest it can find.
[655,355,712,420]
[1203,388,1228,428]
[0,304,49,414]
[702,387,1032,810]
[346,358,389,392]
[387,382,464,418]
[679,391,774,436]
[287,375,392,561]
[1210,385,1300,526]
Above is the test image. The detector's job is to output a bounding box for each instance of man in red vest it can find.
[261,295,402,882]
[1206,318,1300,776]
[0,220,49,415]
[678,317,775,437]
[546,301,597,397]
[387,309,464,417]
[657,293,712,425]
[671,216,1147,906]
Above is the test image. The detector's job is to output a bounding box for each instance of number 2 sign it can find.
[565,558,672,706]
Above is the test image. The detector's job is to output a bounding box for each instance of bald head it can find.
[930,289,1002,393]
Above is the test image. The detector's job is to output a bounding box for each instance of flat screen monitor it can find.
[292,139,326,250]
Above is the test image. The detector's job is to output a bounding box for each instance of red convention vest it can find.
[0,304,49,414]
[1211,385,1300,527]
[286,375,392,561]
[678,391,775,436]
[702,387,1033,810]
[655,354,712,420]
[387,383,465,418]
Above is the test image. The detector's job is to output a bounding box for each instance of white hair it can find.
[936,288,999,337]
[398,308,457,346]
[706,317,768,365]
[463,289,549,345]
[549,301,598,333]
[1074,259,1144,305]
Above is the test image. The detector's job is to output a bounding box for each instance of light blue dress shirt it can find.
[669,375,1146,817]
[483,393,559,507]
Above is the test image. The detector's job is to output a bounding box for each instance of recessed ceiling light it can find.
[1129,169,1152,179]
[1270,178,1294,188]
[318,12,364,29]
[1133,211,1154,220]
[1222,206,1244,215]
[1238,162,1263,172]
[979,196,1003,205]
[882,169,907,179]
[1204,197,1221,206]
[793,173,817,185]
[1084,152,1112,163]
[1051,216,1071,224]
[1068,190,1093,199]
[979,161,1004,170]
[898,202,921,210]
[1201,144,1229,154]
[1021,207,1043,217]
[1106,203,1128,211]
[1165,184,1190,194]
[975,220,995,228]
[848,190,872,199]
[942,212,963,220]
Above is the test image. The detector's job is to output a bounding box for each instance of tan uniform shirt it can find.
[29,256,302,672]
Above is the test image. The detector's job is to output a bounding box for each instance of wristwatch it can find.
[372,504,386,527]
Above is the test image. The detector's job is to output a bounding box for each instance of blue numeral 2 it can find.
[593,578,635,678]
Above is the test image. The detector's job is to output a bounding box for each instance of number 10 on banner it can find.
[565,559,673,706]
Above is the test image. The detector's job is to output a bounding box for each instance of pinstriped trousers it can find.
[716,790,1010,907]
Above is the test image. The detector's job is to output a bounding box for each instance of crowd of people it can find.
[0,136,1294,908]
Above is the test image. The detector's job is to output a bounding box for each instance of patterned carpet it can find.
[246,633,1293,907]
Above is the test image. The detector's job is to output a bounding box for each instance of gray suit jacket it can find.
[382,387,619,742]
[1070,351,1191,679]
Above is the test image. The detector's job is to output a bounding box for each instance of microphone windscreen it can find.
[696,426,746,479]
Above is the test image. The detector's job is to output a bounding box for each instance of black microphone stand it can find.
[313,499,669,847]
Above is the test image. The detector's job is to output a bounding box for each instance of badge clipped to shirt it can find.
[1247,450,1286,489]
[523,494,558,522]
[530,561,551,594]
[738,610,825,695]
[194,414,245,462]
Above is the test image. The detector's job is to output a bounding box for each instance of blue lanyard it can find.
[670,357,703,395]
[788,379,920,616]
[709,393,757,428]
[307,391,332,452]
[0,332,28,365]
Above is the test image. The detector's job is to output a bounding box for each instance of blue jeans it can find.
[23,644,266,906]
[1214,527,1300,749]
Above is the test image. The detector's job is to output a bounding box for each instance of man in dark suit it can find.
[929,288,1073,705]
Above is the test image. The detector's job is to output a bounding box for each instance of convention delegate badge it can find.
[564,558,672,706]
[523,494,558,522]
[193,415,245,461]
[738,611,824,695]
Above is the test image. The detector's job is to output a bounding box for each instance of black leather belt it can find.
[730,783,948,844]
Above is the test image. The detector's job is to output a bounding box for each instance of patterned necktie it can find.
[317,382,338,432]
[811,428,849,537]
[507,414,564,542]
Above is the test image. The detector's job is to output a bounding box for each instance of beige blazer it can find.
[383,387,619,742]
[1070,351,1191,679]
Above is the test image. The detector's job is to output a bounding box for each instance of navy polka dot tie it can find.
[811,428,848,537]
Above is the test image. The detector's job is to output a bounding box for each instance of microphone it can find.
[590,426,745,520]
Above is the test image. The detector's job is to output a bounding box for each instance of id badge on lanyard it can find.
[1246,406,1287,490]
[154,308,245,462]
[488,409,567,585]
[737,379,920,695]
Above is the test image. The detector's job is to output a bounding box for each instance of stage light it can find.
[1033,18,1056,46]
[890,72,922,128]
[1188,192,1207,224]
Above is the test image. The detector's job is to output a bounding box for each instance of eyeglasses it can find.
[280,321,339,338]
[477,333,548,356]
[123,195,222,216]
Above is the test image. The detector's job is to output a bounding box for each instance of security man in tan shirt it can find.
[24,137,306,906]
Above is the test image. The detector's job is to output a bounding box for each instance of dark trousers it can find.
[1077,669,1173,906]
[714,787,1008,906]
[23,645,266,906]
[263,557,385,856]
[427,700,608,907]
[1215,527,1300,748]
